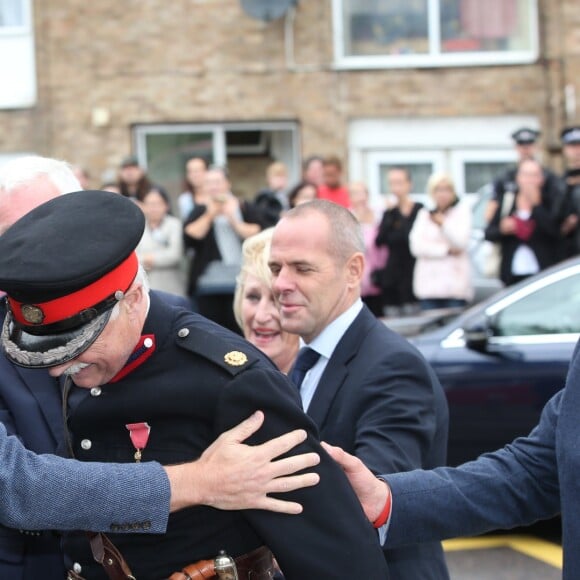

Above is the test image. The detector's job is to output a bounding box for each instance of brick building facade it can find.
[0,0,579,206]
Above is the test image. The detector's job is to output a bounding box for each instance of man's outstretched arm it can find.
[0,411,320,532]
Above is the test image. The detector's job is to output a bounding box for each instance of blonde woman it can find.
[234,228,299,374]
[409,173,473,310]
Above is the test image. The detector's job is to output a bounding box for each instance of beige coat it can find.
[136,214,186,296]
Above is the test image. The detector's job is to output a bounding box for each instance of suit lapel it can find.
[14,365,64,445]
[308,307,376,429]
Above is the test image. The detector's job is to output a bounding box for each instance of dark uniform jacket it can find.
[62,293,389,580]
[492,165,562,207]
[554,169,580,260]
[485,190,561,286]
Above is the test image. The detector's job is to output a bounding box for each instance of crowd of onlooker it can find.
[73,123,580,331]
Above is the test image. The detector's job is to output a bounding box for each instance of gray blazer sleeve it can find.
[384,389,563,547]
[0,422,170,533]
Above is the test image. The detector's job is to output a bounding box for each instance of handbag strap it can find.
[500,191,515,218]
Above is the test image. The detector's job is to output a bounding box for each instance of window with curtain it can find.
[334,0,538,68]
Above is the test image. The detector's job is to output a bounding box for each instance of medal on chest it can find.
[125,422,151,462]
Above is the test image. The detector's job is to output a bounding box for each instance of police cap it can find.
[0,190,145,368]
[561,126,580,145]
[511,127,540,145]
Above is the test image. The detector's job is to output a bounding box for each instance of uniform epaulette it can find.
[174,324,258,376]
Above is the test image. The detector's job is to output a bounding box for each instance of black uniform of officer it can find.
[555,126,580,259]
[491,127,562,209]
[0,191,389,580]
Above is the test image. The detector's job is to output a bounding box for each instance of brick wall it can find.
[0,0,578,185]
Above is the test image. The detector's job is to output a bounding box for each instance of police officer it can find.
[0,191,388,580]
[555,126,580,259]
[485,127,562,224]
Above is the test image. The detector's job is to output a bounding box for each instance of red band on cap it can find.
[9,252,139,327]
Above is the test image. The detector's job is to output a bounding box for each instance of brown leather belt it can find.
[169,546,274,580]
[67,534,274,580]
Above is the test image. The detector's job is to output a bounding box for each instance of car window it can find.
[493,273,580,336]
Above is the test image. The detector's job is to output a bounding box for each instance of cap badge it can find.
[21,304,45,325]
[224,350,248,367]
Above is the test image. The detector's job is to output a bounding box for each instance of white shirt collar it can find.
[303,299,363,359]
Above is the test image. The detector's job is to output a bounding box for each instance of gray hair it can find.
[0,156,82,194]
[110,265,150,320]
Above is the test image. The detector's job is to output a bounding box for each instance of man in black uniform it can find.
[485,127,562,224]
[0,190,388,580]
[555,126,580,259]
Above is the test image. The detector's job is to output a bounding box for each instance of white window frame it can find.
[367,150,446,208]
[450,149,518,195]
[0,0,29,33]
[332,0,539,70]
[133,121,301,183]
[0,0,35,108]
[134,121,300,163]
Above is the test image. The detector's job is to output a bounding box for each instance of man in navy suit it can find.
[268,199,450,579]
[323,338,580,579]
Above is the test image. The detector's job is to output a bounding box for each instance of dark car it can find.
[396,256,580,467]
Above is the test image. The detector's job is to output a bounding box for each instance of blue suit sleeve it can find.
[0,422,170,533]
[383,389,562,547]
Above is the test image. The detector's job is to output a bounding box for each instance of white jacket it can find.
[409,202,474,302]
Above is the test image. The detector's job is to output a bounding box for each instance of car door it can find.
[431,265,580,466]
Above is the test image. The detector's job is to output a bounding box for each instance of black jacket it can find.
[62,294,389,580]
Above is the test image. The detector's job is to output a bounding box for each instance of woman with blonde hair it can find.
[409,172,473,310]
[234,228,299,374]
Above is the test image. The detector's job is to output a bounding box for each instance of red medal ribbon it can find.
[126,422,151,462]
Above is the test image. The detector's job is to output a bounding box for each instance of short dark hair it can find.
[388,166,412,182]
[302,155,323,173]
[322,155,342,171]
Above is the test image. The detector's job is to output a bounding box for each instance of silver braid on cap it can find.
[1,310,106,368]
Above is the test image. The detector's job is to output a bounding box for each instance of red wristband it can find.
[372,486,392,529]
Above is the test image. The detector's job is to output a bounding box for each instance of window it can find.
[133,121,300,206]
[0,0,35,108]
[0,0,25,27]
[450,150,517,195]
[367,150,445,206]
[493,273,580,337]
[350,117,529,209]
[333,0,538,69]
